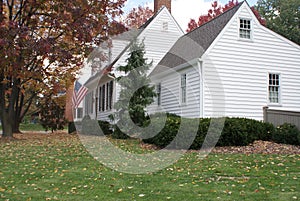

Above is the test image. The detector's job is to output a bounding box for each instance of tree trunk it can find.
[1,113,14,139]
[13,119,22,133]
[1,78,20,139]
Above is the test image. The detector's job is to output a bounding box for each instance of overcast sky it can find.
[123,0,258,31]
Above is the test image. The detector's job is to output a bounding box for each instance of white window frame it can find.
[268,73,281,105]
[181,74,187,104]
[239,18,252,40]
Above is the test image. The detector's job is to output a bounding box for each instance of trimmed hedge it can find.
[70,114,300,147]
[142,113,181,148]
[216,118,274,146]
[272,123,300,145]
[143,114,300,149]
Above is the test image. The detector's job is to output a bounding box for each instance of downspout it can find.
[198,59,204,118]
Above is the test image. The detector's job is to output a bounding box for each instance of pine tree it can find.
[114,39,156,135]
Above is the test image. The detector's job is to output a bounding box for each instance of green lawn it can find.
[0,123,68,132]
[0,133,299,201]
[0,123,45,132]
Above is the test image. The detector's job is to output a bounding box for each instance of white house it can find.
[82,1,184,121]
[149,1,300,120]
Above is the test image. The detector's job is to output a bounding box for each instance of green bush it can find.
[143,114,277,149]
[190,118,210,149]
[68,122,77,134]
[143,113,181,148]
[110,114,300,147]
[272,123,300,145]
[217,118,274,146]
[98,120,113,135]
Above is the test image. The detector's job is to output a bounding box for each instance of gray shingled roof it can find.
[151,2,243,75]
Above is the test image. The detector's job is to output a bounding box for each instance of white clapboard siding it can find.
[96,7,184,121]
[113,7,183,76]
[141,9,184,72]
[149,2,300,120]
[148,66,201,118]
[149,73,181,115]
[97,39,130,72]
[203,4,300,120]
[111,39,130,62]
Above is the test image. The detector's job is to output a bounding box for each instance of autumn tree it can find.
[186,0,265,32]
[256,0,300,45]
[39,93,67,133]
[0,0,126,138]
[123,6,154,28]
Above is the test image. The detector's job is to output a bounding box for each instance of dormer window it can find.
[239,19,251,39]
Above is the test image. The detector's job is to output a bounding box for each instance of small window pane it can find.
[268,73,280,104]
[239,19,251,39]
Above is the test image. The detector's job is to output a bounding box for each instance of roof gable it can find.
[155,2,243,70]
[85,6,181,86]
[109,6,178,71]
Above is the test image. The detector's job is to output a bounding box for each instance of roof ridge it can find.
[186,1,244,36]
[153,1,244,71]
[139,5,167,29]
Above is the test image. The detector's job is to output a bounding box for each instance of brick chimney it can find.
[154,0,171,13]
